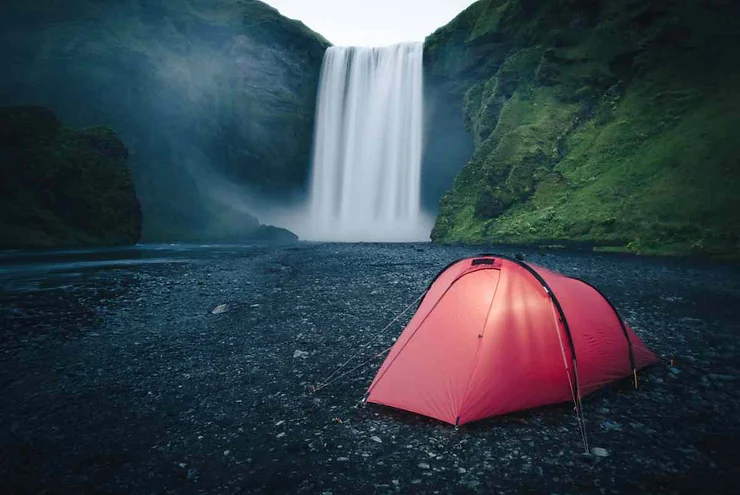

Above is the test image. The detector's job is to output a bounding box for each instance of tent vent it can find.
[471,258,498,266]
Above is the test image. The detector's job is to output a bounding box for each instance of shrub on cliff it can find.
[0,106,142,248]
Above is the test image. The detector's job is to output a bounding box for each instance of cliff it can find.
[0,106,142,248]
[425,0,740,255]
[0,0,329,241]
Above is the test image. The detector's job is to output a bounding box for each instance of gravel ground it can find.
[1,243,738,494]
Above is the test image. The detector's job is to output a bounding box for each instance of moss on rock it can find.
[426,0,740,256]
[0,106,142,249]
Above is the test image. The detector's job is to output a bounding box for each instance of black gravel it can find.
[1,243,738,494]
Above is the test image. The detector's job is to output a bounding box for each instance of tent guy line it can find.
[311,290,427,392]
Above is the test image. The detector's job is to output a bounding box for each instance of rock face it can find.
[0,0,329,241]
[251,225,299,243]
[425,0,740,255]
[0,106,142,248]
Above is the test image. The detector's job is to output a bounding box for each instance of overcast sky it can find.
[262,0,480,46]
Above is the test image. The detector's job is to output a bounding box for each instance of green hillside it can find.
[426,0,740,255]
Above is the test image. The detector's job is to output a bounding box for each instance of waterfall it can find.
[304,43,432,242]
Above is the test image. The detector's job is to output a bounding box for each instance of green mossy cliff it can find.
[0,106,142,248]
[0,0,329,240]
[425,0,740,255]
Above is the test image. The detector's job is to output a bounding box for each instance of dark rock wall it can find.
[0,0,329,241]
[0,106,142,248]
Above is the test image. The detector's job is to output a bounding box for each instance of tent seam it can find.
[366,264,501,399]
[456,269,503,423]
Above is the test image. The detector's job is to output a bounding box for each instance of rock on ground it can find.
[0,243,738,494]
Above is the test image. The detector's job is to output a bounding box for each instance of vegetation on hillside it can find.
[0,106,142,248]
[425,0,740,255]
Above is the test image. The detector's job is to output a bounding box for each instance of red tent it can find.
[365,255,657,426]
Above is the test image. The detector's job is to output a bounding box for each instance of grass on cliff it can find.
[430,0,740,256]
[442,72,740,255]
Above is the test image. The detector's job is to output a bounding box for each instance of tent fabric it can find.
[365,255,657,425]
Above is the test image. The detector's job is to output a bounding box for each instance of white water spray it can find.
[302,43,432,242]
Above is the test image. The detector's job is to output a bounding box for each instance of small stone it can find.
[708,374,734,381]
[337,457,349,462]
[276,433,286,439]
[223,450,230,456]
[669,367,681,375]
[418,463,430,469]
[211,304,229,315]
[293,350,309,359]
[371,436,382,443]
[591,447,609,457]
[601,420,622,432]
[458,467,467,474]
[392,480,399,485]
[535,466,544,475]
[275,420,285,426]
[411,479,422,484]
[178,463,186,468]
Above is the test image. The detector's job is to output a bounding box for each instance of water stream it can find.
[304,43,432,241]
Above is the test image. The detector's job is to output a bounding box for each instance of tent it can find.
[365,254,657,426]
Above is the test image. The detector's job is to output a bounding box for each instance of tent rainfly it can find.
[365,254,657,426]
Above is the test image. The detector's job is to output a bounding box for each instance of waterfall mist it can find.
[301,43,433,242]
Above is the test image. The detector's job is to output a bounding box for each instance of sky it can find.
[262,0,480,47]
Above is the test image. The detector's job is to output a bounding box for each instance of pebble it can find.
[293,350,309,359]
[708,374,734,381]
[458,467,467,474]
[371,436,382,443]
[591,447,609,457]
[601,420,622,432]
[419,463,430,469]
[211,304,229,315]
